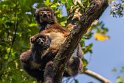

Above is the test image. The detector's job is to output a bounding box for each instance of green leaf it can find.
[29,23,37,27]
[61,0,66,4]
[112,68,117,72]
[74,79,79,83]
[51,2,60,8]
[82,58,88,68]
[121,67,124,73]
[83,43,93,54]
[116,76,124,83]
[45,0,51,6]
[65,0,73,11]
[4,54,9,60]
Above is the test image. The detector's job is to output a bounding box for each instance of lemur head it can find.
[31,35,51,51]
[35,7,57,25]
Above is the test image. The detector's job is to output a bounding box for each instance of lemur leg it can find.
[64,44,83,77]
[63,57,81,77]
[20,34,51,83]
[71,44,83,71]
[20,50,32,62]
[22,61,44,82]
[20,50,44,82]
[44,61,54,83]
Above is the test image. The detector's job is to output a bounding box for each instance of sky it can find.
[71,7,124,83]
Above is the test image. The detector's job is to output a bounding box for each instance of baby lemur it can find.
[20,7,83,83]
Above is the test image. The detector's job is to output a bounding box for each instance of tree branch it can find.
[44,0,108,83]
[84,70,111,83]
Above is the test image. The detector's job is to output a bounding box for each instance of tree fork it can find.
[44,0,108,83]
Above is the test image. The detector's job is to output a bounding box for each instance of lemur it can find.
[20,7,83,83]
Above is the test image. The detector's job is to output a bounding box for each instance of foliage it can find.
[112,67,124,83]
[0,0,38,82]
[0,0,121,83]
[110,0,124,17]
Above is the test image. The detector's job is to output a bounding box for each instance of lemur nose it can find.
[37,38,44,45]
[43,14,47,17]
[43,12,47,17]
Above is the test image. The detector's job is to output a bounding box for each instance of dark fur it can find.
[35,7,57,32]
[30,23,83,77]
[20,35,51,82]
[20,7,83,83]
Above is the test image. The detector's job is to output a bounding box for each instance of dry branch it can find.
[84,70,111,83]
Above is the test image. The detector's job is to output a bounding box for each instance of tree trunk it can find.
[44,0,108,83]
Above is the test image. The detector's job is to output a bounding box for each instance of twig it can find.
[84,70,111,83]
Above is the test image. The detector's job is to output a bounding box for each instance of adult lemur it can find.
[20,7,83,83]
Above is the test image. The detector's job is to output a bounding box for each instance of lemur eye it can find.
[42,38,45,41]
[39,11,44,16]
[47,11,51,16]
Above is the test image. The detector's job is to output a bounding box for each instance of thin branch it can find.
[9,2,18,56]
[84,70,111,83]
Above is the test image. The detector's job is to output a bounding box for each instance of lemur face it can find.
[35,7,56,24]
[39,10,52,22]
[31,35,51,50]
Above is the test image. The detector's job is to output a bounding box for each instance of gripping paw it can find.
[30,36,37,43]
[31,34,51,50]
[20,50,32,62]
[30,33,47,44]
[44,61,54,83]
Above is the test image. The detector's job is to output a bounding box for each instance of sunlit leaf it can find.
[94,32,110,41]
[60,21,66,26]
[66,23,75,31]
[44,0,51,6]
[72,8,82,20]
[51,2,60,8]
[29,23,37,27]
[65,0,73,11]
[33,81,37,83]
[4,54,8,60]
[83,43,93,54]
[61,0,66,4]
[82,58,88,68]
[116,76,124,83]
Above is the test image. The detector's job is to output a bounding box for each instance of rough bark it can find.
[44,0,108,83]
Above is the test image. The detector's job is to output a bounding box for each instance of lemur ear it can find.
[35,8,39,13]
[51,9,55,16]
[34,9,39,16]
[34,9,37,17]
[34,8,40,23]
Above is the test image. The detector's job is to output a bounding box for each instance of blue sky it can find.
[73,7,124,83]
